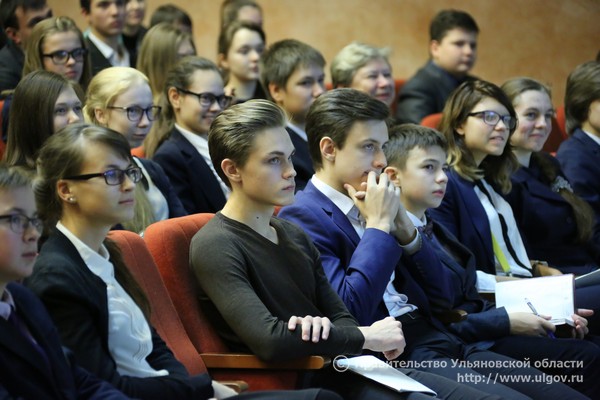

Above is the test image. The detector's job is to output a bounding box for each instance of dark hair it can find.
[502,77,594,243]
[209,99,287,188]
[260,39,325,102]
[384,124,448,170]
[4,70,84,169]
[430,9,479,42]
[439,79,518,193]
[564,61,600,134]
[220,0,262,28]
[149,4,192,31]
[1,0,48,30]
[306,88,389,170]
[34,123,151,319]
[79,0,90,13]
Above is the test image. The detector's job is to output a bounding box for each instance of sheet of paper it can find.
[334,355,436,395]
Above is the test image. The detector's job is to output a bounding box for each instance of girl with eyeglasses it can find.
[4,70,83,169]
[147,56,232,214]
[85,67,186,233]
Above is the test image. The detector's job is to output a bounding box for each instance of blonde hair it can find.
[331,41,391,88]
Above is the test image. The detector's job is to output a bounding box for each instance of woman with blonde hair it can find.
[85,66,186,233]
[136,22,196,101]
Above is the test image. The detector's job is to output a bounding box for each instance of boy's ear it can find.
[221,158,240,185]
[268,82,284,104]
[429,40,440,59]
[384,166,401,187]
[319,137,336,163]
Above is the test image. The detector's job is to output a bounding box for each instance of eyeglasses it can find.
[64,167,143,186]
[42,48,88,65]
[176,87,232,108]
[0,214,44,234]
[467,110,517,130]
[107,105,161,122]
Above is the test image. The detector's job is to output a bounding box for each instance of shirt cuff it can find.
[399,229,420,255]
[476,270,497,292]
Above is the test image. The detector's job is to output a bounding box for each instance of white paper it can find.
[334,355,436,395]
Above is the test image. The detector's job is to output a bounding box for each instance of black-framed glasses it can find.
[0,214,44,234]
[107,105,161,122]
[467,110,517,130]
[176,87,232,108]
[42,48,88,65]
[64,167,143,186]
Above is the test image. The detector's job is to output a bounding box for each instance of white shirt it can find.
[311,176,417,317]
[56,222,168,378]
[287,122,307,142]
[473,179,532,292]
[87,31,130,67]
[582,129,600,147]
[175,124,231,199]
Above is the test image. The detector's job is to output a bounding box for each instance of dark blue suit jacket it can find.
[153,128,227,215]
[85,38,113,76]
[0,283,128,400]
[285,127,314,192]
[137,157,187,218]
[504,154,599,272]
[557,128,600,245]
[279,181,453,326]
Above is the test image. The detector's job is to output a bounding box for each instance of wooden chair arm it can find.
[220,380,249,393]
[201,353,330,370]
[434,309,468,325]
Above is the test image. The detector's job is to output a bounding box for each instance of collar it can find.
[311,175,355,217]
[87,31,117,60]
[175,123,208,148]
[287,122,307,142]
[407,211,426,228]
[0,289,15,320]
[581,129,600,147]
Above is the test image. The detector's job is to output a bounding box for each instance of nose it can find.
[284,159,297,179]
[65,54,76,66]
[377,74,389,87]
[313,82,325,97]
[495,118,509,130]
[373,149,387,169]
[250,49,260,61]
[437,168,448,183]
[138,111,150,127]
[23,222,41,242]
[536,115,548,129]
[209,99,223,112]
[68,109,81,124]
[121,173,136,191]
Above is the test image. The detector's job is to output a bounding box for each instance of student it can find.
[557,61,600,245]
[501,77,599,274]
[382,123,600,398]
[84,66,186,232]
[330,41,396,110]
[0,163,130,399]
[22,16,92,90]
[0,0,52,92]
[279,88,580,399]
[148,4,192,34]
[428,79,600,332]
[150,56,231,214]
[395,9,478,124]
[122,0,147,67]
[261,39,325,191]
[220,0,263,28]
[136,22,196,101]
[217,20,266,104]
[191,98,506,400]
[4,70,83,169]
[80,0,129,75]
[27,123,325,400]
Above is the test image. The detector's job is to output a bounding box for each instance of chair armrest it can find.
[478,291,495,302]
[201,353,330,370]
[434,309,468,325]
[220,380,249,393]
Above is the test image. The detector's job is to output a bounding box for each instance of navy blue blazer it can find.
[153,128,227,215]
[137,157,187,218]
[504,154,599,273]
[0,282,128,400]
[85,38,113,76]
[557,128,600,245]
[395,60,474,124]
[279,181,453,326]
[0,39,23,92]
[285,127,314,192]
[27,229,213,400]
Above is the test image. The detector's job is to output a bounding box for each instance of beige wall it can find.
[49,0,600,107]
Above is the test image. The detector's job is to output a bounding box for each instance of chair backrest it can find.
[142,213,229,354]
[131,145,146,158]
[106,229,207,375]
[420,112,443,129]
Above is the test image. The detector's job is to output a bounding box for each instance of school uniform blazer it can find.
[0,39,23,92]
[285,127,314,192]
[85,38,113,76]
[429,169,497,275]
[557,128,600,244]
[137,157,187,218]
[278,181,453,326]
[504,155,599,269]
[0,282,128,400]
[427,219,510,344]
[26,230,213,400]
[153,128,227,215]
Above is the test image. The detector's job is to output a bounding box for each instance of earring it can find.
[68,197,76,203]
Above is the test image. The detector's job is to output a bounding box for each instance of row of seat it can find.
[107,213,329,392]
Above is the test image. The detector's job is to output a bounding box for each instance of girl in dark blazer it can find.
[0,164,128,399]
[26,123,337,400]
[501,77,599,275]
[84,66,187,234]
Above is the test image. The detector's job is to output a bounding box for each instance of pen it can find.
[525,298,556,339]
